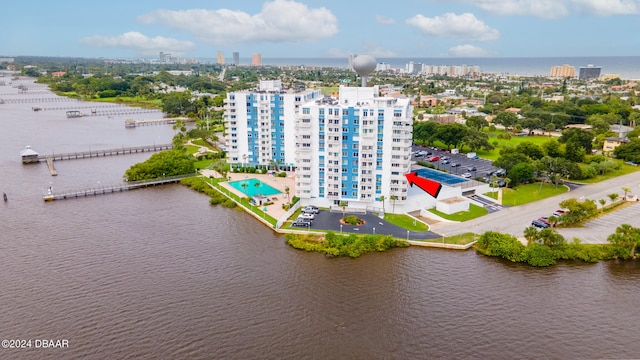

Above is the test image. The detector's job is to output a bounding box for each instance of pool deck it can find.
[200,170,296,222]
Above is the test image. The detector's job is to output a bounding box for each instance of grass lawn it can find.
[89,96,162,108]
[486,182,569,206]
[414,232,477,245]
[428,203,488,221]
[384,213,429,232]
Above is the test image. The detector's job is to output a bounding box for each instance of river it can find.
[1,78,639,359]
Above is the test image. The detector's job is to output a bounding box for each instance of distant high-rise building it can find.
[251,53,262,66]
[550,64,575,78]
[579,65,602,81]
[233,52,239,66]
[217,51,225,65]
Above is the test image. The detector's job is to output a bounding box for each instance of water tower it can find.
[352,54,377,87]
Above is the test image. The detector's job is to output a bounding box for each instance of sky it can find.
[3,0,640,60]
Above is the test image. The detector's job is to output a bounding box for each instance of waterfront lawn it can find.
[384,213,429,232]
[486,183,568,206]
[90,96,162,108]
[416,232,477,245]
[428,203,488,221]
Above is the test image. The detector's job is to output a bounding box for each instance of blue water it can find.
[229,178,281,197]
[258,56,640,79]
[415,168,468,185]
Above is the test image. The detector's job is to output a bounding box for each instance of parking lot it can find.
[412,145,500,181]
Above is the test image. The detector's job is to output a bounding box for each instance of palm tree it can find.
[284,186,290,206]
[379,195,386,215]
[598,199,606,213]
[504,177,511,188]
[608,193,619,204]
[524,226,539,246]
[390,195,397,214]
[254,181,261,195]
[622,187,631,201]
[241,182,248,195]
[339,201,348,221]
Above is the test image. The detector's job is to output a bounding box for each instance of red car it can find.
[429,156,440,162]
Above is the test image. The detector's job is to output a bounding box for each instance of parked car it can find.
[491,179,506,187]
[429,156,440,162]
[552,209,568,217]
[450,162,460,167]
[538,217,551,226]
[467,166,476,172]
[495,169,506,177]
[441,156,450,161]
[531,219,550,228]
[292,218,312,227]
[461,172,472,178]
[414,152,423,157]
[302,206,319,214]
[440,159,450,165]
[298,212,315,220]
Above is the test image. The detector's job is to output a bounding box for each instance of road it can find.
[429,171,640,243]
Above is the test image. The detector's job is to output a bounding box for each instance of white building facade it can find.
[224,80,322,170]
[294,85,413,212]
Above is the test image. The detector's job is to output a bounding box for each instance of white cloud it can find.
[137,0,338,45]
[406,13,499,42]
[572,0,639,16]
[375,15,396,25]
[456,0,640,18]
[80,32,195,56]
[448,44,497,57]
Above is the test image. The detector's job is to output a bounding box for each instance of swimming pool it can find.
[228,178,282,197]
[414,168,468,185]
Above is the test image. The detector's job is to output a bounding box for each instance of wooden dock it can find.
[46,156,57,176]
[43,175,190,201]
[125,117,193,128]
[37,144,173,162]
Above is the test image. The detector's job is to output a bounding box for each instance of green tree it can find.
[608,193,619,203]
[558,198,598,225]
[613,138,640,163]
[465,116,488,131]
[524,226,540,246]
[435,123,468,150]
[622,187,631,200]
[390,195,398,214]
[515,141,545,160]
[379,195,386,214]
[545,123,556,137]
[463,129,494,151]
[508,163,535,185]
[493,152,531,174]
[494,111,518,131]
[607,224,640,258]
[564,139,586,163]
[542,139,563,158]
[559,128,594,153]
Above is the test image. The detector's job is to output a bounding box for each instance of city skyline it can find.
[4,0,640,59]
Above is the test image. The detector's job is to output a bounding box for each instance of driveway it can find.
[298,211,440,241]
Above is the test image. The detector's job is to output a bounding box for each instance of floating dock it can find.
[125,117,193,128]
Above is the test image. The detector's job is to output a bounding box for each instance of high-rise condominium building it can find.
[294,86,413,210]
[579,65,602,80]
[224,80,322,171]
[252,53,262,66]
[233,52,239,66]
[217,51,225,65]
[223,81,413,212]
[550,64,575,78]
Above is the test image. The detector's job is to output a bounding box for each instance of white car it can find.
[298,212,315,220]
[461,172,472,178]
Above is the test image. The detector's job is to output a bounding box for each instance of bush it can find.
[277,172,287,177]
[524,244,557,266]
[343,215,361,225]
[476,231,526,262]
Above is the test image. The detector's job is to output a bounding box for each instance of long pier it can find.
[125,117,193,128]
[43,175,191,201]
[37,144,173,162]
